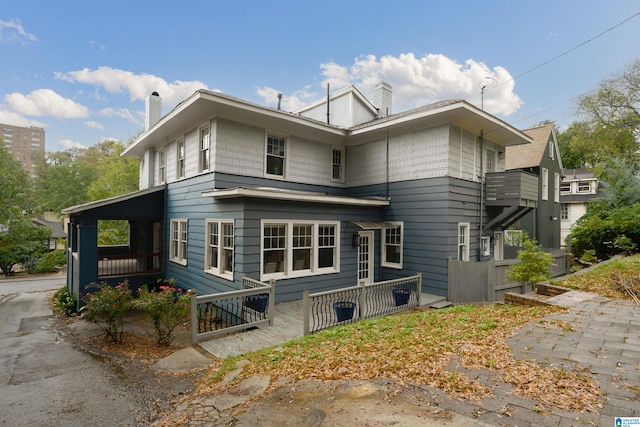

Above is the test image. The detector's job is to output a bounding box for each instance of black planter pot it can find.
[392,288,411,306]
[333,301,356,322]
[244,293,269,312]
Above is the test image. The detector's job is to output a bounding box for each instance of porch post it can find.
[77,222,98,297]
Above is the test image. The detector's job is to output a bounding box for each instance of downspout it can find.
[478,131,484,261]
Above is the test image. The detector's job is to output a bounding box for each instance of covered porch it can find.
[62,186,166,306]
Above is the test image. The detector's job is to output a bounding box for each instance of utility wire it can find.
[487,11,640,92]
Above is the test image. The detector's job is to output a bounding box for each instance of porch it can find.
[197,292,445,359]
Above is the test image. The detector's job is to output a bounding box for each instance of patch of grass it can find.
[558,254,640,300]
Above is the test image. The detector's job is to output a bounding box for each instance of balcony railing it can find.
[97,253,161,278]
[485,170,538,208]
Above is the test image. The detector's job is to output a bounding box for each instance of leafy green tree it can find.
[32,149,97,212]
[32,138,140,213]
[597,157,640,208]
[86,140,139,201]
[577,59,640,140]
[0,141,31,222]
[0,216,51,276]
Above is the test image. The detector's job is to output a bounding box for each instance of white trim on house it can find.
[202,187,389,206]
[170,219,188,266]
[259,220,340,281]
[381,222,403,269]
[204,219,234,281]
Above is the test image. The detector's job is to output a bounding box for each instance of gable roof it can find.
[506,124,562,170]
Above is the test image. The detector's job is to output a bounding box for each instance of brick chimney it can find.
[145,92,162,131]
[373,81,392,119]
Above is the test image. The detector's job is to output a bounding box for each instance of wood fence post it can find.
[302,290,310,336]
[190,290,198,345]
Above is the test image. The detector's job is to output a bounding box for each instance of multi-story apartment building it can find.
[0,123,45,178]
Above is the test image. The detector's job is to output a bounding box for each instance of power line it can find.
[488,11,640,91]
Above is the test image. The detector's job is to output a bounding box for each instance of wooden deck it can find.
[197,293,446,359]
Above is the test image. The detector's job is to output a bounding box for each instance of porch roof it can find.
[202,187,389,206]
[61,185,165,215]
[351,221,398,229]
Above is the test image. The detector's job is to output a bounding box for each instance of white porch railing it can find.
[190,276,275,344]
[303,273,422,335]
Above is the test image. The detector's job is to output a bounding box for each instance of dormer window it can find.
[266,135,286,177]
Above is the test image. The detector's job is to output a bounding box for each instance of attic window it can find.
[549,141,554,160]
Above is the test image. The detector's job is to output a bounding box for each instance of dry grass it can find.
[198,303,603,413]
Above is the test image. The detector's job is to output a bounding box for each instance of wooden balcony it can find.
[485,170,538,208]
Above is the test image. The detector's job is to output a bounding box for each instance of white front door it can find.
[357,231,374,284]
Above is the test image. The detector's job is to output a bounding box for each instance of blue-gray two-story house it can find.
[63,83,537,305]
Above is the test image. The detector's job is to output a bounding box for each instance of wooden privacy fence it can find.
[303,273,422,335]
[448,249,567,303]
[190,276,275,344]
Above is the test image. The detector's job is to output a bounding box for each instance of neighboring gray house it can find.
[560,168,599,246]
[502,124,564,255]
[63,83,535,305]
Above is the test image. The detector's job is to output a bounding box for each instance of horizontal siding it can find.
[163,172,384,302]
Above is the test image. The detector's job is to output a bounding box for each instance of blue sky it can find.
[1,1,639,153]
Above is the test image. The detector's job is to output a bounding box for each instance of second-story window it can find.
[177,139,185,179]
[332,147,345,182]
[200,126,210,172]
[158,148,166,183]
[554,173,560,203]
[561,182,571,193]
[549,141,554,159]
[541,168,549,201]
[266,135,285,177]
[485,149,496,173]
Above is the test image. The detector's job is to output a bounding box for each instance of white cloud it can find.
[342,53,522,115]
[60,139,88,150]
[0,108,46,128]
[83,120,104,130]
[261,53,523,116]
[55,66,208,105]
[0,18,37,44]
[256,85,317,111]
[4,89,89,118]
[99,107,140,124]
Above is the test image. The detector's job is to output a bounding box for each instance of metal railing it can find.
[190,276,275,344]
[303,273,422,335]
[97,253,161,277]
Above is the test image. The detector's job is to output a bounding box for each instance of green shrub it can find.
[52,287,77,315]
[36,249,67,272]
[82,281,133,343]
[506,233,553,286]
[134,279,190,346]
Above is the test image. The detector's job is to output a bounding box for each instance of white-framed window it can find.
[578,181,592,193]
[200,126,210,172]
[205,220,234,280]
[176,139,185,179]
[382,223,403,268]
[158,148,166,184]
[554,172,560,203]
[481,236,491,257]
[458,222,470,261]
[541,168,549,201]
[549,141,554,159]
[561,182,571,194]
[261,220,339,279]
[504,229,524,246]
[485,149,496,173]
[170,219,188,265]
[561,203,569,220]
[266,135,286,177]
[331,147,345,182]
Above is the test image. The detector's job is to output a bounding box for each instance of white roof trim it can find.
[351,221,397,229]
[62,185,165,214]
[202,187,389,207]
